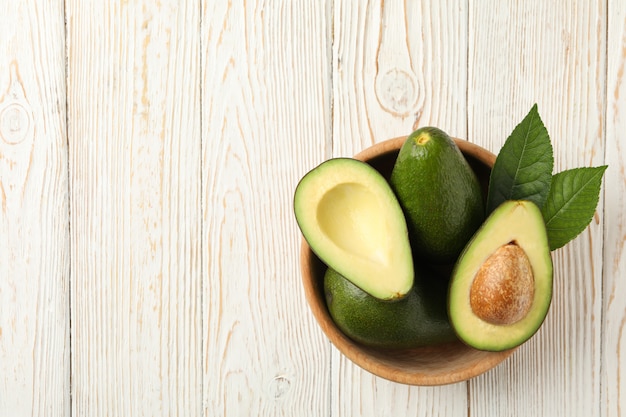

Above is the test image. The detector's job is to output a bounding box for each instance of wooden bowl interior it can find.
[300,136,514,386]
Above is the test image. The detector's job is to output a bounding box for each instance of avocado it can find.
[447,200,553,351]
[390,127,485,264]
[324,267,458,349]
[294,158,414,300]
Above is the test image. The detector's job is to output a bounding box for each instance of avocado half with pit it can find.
[294,158,414,300]
[448,200,553,352]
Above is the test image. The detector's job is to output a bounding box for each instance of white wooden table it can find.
[1,1,624,416]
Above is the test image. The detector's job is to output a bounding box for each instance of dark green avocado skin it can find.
[324,267,457,349]
[390,127,485,264]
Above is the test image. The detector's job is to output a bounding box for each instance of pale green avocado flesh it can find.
[448,200,553,352]
[294,158,414,300]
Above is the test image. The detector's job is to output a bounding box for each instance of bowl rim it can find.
[299,135,515,386]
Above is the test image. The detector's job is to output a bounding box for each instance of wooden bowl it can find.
[299,135,516,386]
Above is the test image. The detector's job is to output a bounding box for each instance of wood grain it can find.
[67,1,202,415]
[0,1,69,415]
[1,0,624,416]
[331,1,469,416]
[468,1,606,416]
[603,1,626,415]
[201,1,332,416]
[332,0,469,158]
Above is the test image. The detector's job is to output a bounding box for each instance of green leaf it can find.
[541,166,608,251]
[486,104,554,214]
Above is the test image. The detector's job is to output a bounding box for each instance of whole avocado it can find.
[390,127,485,264]
[324,267,457,349]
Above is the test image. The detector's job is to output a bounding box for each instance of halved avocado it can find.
[448,200,553,351]
[294,158,414,300]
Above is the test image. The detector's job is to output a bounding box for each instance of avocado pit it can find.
[469,243,535,325]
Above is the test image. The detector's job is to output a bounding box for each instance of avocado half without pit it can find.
[294,158,414,301]
[448,200,553,352]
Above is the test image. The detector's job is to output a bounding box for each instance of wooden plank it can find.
[0,1,69,415]
[331,1,469,415]
[603,1,626,415]
[67,1,202,415]
[201,1,333,416]
[467,1,606,416]
[332,0,470,156]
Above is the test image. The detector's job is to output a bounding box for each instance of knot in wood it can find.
[375,68,418,116]
[267,375,291,400]
[1,104,31,144]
